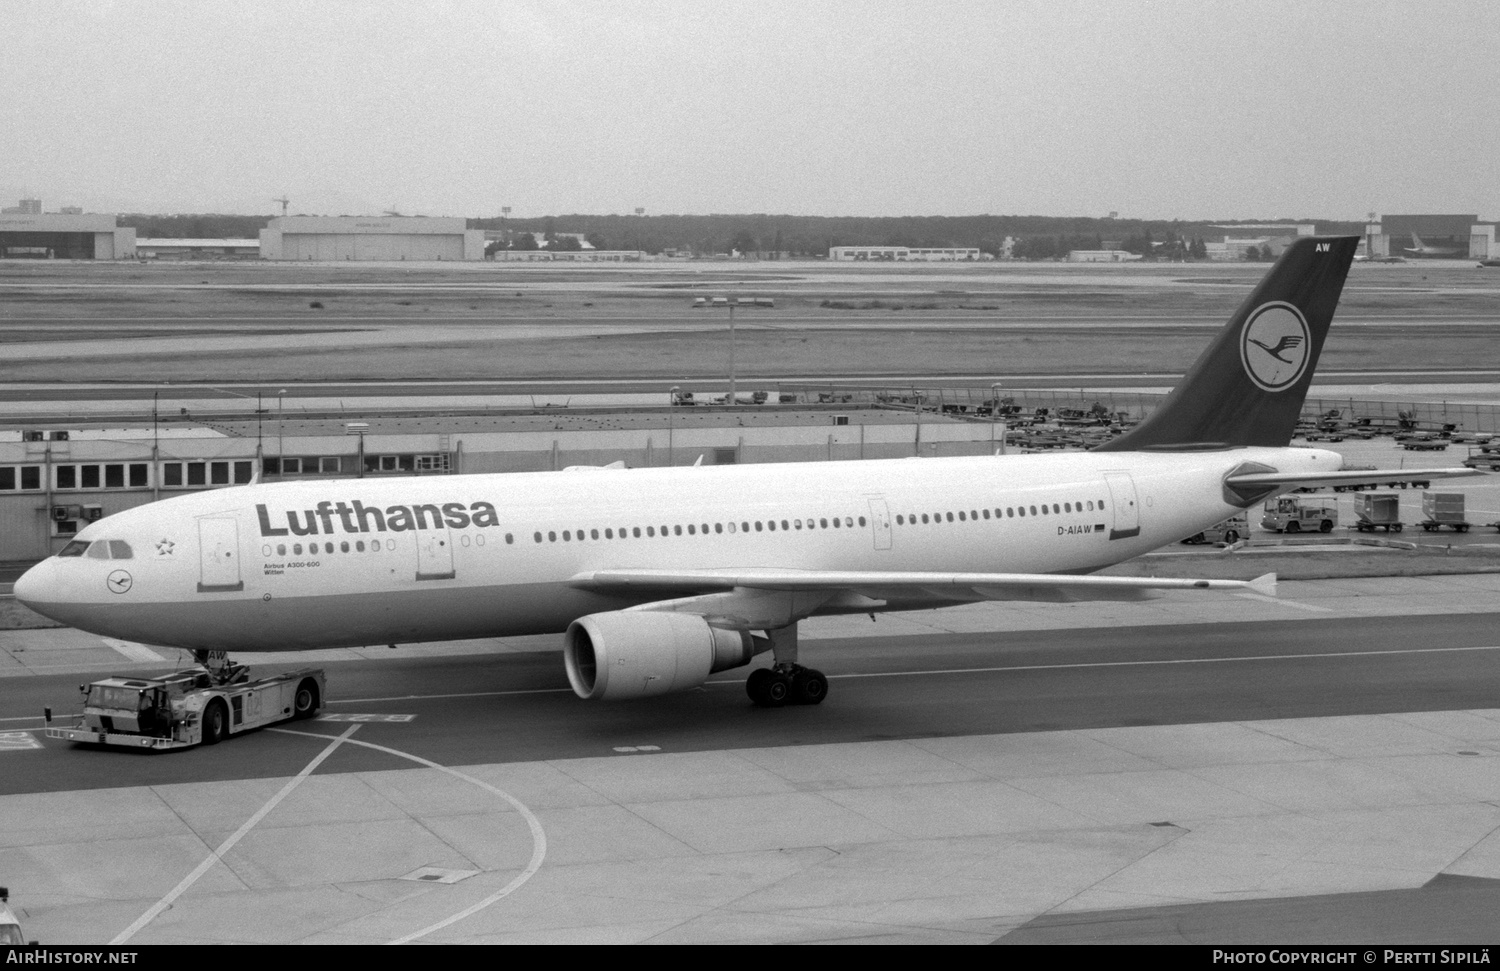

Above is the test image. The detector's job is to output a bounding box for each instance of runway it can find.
[4,575,1500,943]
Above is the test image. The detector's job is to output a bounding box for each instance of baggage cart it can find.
[1353,492,1403,532]
[1419,492,1470,532]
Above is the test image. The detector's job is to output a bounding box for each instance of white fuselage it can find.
[15,446,1342,651]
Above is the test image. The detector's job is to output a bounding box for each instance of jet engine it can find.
[564,611,764,700]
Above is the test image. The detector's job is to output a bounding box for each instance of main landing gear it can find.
[744,622,828,707]
[746,664,828,707]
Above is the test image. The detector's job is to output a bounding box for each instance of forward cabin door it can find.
[1103,472,1141,540]
[866,496,893,551]
[197,517,244,592]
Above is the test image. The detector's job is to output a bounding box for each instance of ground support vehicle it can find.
[1261,496,1337,534]
[46,666,325,750]
[0,888,26,945]
[1418,492,1471,532]
[1181,513,1249,545]
[1353,492,1404,532]
[1463,448,1500,472]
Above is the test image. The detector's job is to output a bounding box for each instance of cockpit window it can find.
[57,539,133,559]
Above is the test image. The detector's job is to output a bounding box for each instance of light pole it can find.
[728,300,736,406]
[991,383,1005,454]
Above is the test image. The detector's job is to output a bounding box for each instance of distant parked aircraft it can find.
[1403,233,1464,257]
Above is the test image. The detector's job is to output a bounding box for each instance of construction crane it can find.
[271,196,289,217]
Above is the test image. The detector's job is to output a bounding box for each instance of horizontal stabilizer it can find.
[1225,467,1482,493]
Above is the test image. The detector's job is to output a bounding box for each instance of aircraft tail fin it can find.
[1095,235,1359,451]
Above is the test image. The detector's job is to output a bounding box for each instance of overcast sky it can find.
[5,1,1498,220]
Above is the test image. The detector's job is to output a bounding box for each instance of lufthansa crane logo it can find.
[1240,302,1311,392]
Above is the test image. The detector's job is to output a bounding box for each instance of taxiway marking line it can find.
[101,638,166,662]
[1235,592,1334,612]
[794,643,1500,682]
[329,687,572,705]
[110,724,360,946]
[318,644,1500,708]
[271,727,548,946]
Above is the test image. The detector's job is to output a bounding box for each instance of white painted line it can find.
[1236,592,1335,612]
[0,731,42,751]
[703,644,1500,685]
[316,713,416,722]
[101,638,165,662]
[270,726,547,946]
[330,687,572,704]
[110,724,360,945]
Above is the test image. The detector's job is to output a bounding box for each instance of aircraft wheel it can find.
[293,679,320,719]
[201,699,228,746]
[791,669,828,705]
[747,668,785,708]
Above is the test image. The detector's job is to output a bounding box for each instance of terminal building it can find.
[1362,214,1496,259]
[259,216,485,261]
[0,211,136,259]
[828,246,984,261]
[0,415,1004,561]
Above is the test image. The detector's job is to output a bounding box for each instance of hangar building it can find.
[259,215,485,261]
[0,212,136,259]
[1364,214,1496,259]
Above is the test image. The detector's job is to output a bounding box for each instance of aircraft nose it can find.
[12,558,42,603]
[12,560,49,608]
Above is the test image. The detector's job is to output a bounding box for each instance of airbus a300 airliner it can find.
[14,236,1479,706]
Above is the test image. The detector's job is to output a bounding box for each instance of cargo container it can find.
[1419,492,1470,532]
[1353,492,1403,532]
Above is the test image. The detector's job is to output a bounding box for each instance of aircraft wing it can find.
[1225,467,1482,492]
[573,568,1276,604]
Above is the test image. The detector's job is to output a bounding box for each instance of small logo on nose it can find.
[107,570,133,594]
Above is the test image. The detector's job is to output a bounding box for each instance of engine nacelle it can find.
[564,611,762,701]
